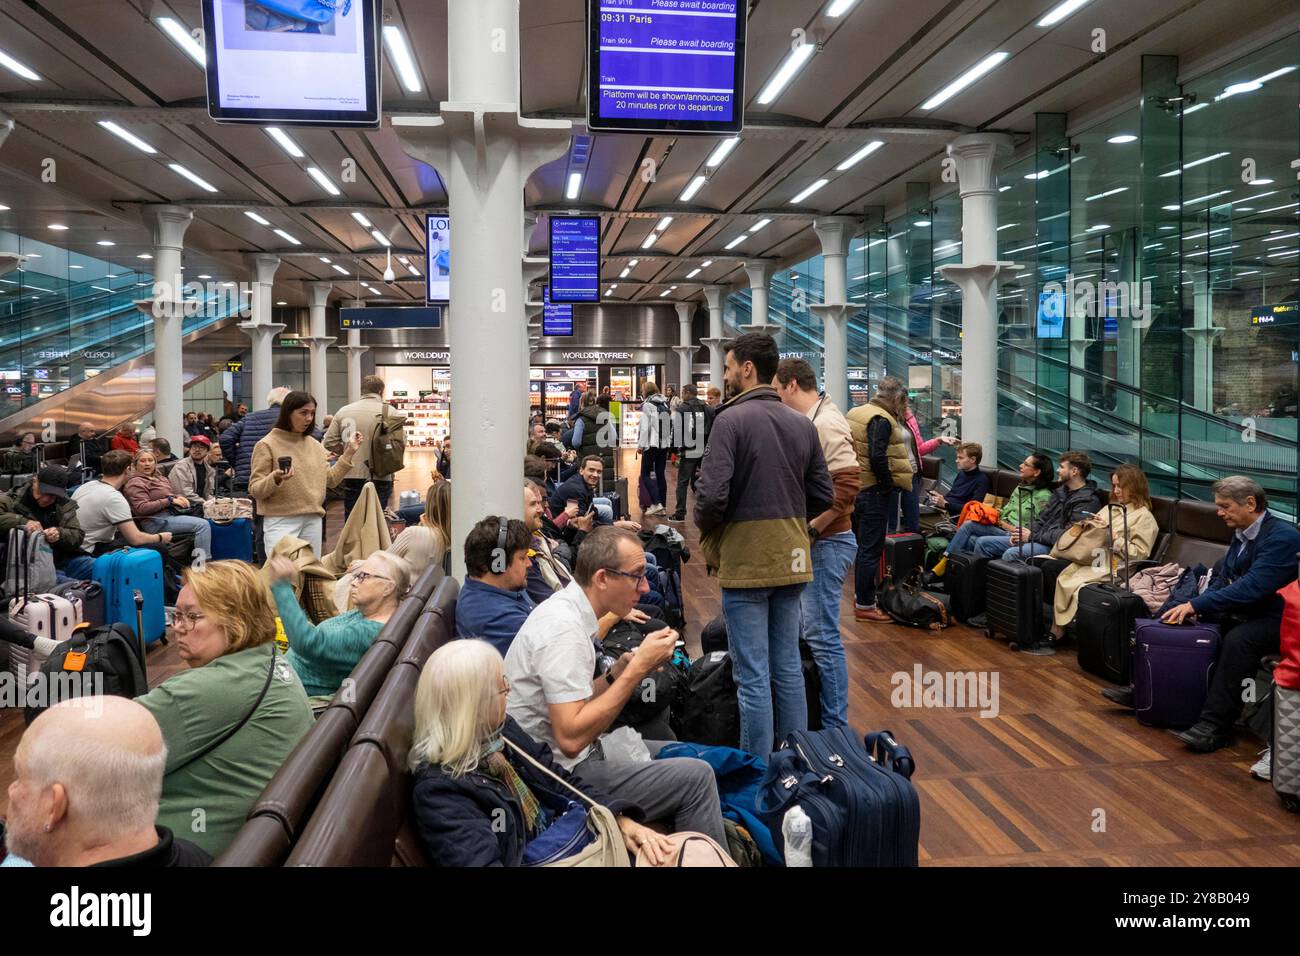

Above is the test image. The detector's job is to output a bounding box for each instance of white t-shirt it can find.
[504,579,601,770]
[72,480,132,552]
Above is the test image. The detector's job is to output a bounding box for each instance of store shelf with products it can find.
[619,402,641,449]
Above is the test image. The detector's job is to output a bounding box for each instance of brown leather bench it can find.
[410,563,444,603]
[375,595,425,648]
[1162,499,1234,569]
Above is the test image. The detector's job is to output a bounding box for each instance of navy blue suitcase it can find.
[758,727,920,867]
[93,548,166,645]
[1133,619,1221,728]
[208,518,254,562]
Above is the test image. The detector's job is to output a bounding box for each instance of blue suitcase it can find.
[208,518,254,562]
[757,727,921,867]
[1133,619,1221,728]
[93,549,166,645]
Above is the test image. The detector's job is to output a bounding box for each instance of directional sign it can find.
[340,307,444,330]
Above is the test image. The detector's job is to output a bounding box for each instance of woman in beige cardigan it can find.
[249,390,361,558]
[1051,463,1159,639]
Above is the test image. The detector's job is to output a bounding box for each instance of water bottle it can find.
[782,806,814,867]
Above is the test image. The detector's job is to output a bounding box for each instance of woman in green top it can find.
[268,550,411,700]
[934,452,1054,570]
[136,561,313,858]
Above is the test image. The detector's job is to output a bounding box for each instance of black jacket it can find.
[90,826,212,867]
[865,417,893,490]
[76,436,109,475]
[1029,479,1102,548]
[410,717,639,867]
[548,472,597,516]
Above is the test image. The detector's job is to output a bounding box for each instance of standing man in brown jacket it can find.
[774,358,861,729]
[694,333,833,757]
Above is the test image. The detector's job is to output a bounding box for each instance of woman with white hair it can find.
[409,640,673,866]
[335,525,446,613]
[268,550,410,701]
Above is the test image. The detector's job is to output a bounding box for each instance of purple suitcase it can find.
[1133,619,1221,728]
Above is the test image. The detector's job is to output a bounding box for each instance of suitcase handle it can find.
[865,730,916,779]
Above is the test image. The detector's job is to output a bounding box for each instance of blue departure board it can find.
[543,285,575,336]
[549,217,602,303]
[587,0,747,135]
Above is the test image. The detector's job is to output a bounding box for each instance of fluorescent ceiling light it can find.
[628,259,640,267]
[370,229,391,247]
[48,224,68,231]
[407,265,419,276]
[1257,201,1299,214]
[97,120,156,154]
[566,172,582,200]
[678,175,707,202]
[756,42,816,105]
[197,275,212,280]
[641,232,658,250]
[1107,134,1137,144]
[914,220,931,227]
[1218,81,1263,100]
[1254,66,1297,84]
[921,52,1009,110]
[1039,211,1069,223]
[655,216,673,232]
[169,163,218,192]
[749,218,772,232]
[836,140,884,171]
[273,229,301,245]
[1159,151,1230,177]
[244,211,271,226]
[382,25,423,93]
[724,236,746,250]
[319,257,331,264]
[264,127,304,159]
[1263,231,1300,242]
[1085,187,1128,202]
[687,268,701,279]
[1036,0,1094,27]
[619,267,632,278]
[137,253,152,259]
[705,137,739,167]
[659,289,672,297]
[0,204,8,211]
[96,240,115,247]
[331,264,349,275]
[998,185,1012,192]
[397,256,409,265]
[351,212,373,228]
[790,179,829,204]
[1249,178,1275,186]
[306,167,341,196]
[701,260,713,267]
[154,17,206,67]
[826,0,861,15]
[1184,190,1232,206]
[1182,103,1208,116]
[0,48,42,82]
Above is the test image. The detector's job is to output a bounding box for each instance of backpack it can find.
[369,403,408,478]
[598,620,689,730]
[671,650,741,748]
[25,622,148,724]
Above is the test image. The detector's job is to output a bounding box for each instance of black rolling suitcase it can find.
[881,497,925,584]
[1074,504,1148,684]
[984,507,1043,647]
[945,552,987,622]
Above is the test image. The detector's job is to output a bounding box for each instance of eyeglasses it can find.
[604,567,649,584]
[172,609,206,629]
[353,571,392,584]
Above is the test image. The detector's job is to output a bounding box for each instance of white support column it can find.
[673,301,695,390]
[139,205,193,453]
[239,254,286,410]
[739,260,777,332]
[393,0,570,579]
[1185,273,1224,413]
[810,217,857,410]
[338,299,368,404]
[304,282,336,409]
[701,285,728,397]
[0,111,12,152]
[938,133,1015,465]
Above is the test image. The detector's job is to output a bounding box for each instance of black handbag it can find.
[879,567,950,630]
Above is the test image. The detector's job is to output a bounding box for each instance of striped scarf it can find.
[482,739,545,835]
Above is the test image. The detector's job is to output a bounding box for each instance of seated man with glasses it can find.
[266,550,411,705]
[504,526,728,846]
[455,515,537,656]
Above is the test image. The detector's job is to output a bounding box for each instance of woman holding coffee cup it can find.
[249,390,361,558]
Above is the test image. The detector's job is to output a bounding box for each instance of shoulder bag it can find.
[1050,514,1110,564]
[167,645,279,777]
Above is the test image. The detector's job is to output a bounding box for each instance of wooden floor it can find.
[4,449,1298,864]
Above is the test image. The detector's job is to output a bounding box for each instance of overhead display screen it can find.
[549,217,602,304]
[426,216,450,303]
[587,0,747,135]
[543,286,575,337]
[202,0,381,127]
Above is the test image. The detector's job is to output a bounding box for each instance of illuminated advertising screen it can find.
[426,216,450,303]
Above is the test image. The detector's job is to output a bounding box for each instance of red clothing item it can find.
[112,434,140,455]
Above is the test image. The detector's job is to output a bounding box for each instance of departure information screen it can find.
[587,1,746,135]
[549,217,602,303]
[543,286,575,337]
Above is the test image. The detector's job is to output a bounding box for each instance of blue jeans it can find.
[722,583,807,757]
[852,487,892,608]
[141,514,212,560]
[997,542,1050,562]
[800,532,855,729]
[61,555,96,580]
[946,521,1009,555]
[593,496,614,525]
[888,473,922,534]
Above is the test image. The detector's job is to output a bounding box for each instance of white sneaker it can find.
[1250,747,1271,781]
[645,504,664,515]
